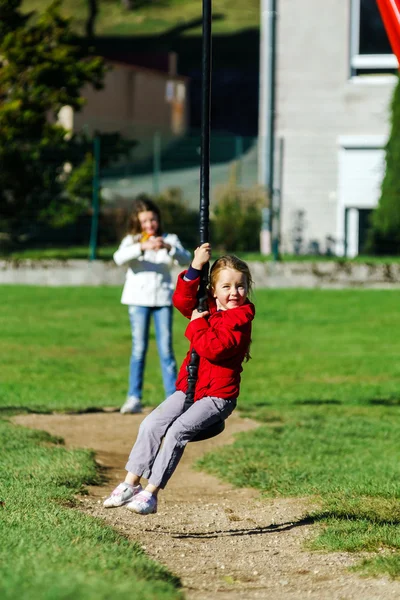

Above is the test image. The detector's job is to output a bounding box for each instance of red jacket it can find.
[172,271,255,401]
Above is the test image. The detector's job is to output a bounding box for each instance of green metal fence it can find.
[99,129,258,209]
[87,128,260,260]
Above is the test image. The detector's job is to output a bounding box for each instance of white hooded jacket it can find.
[113,233,191,306]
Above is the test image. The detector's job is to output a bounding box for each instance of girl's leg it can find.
[147,396,237,490]
[153,306,177,398]
[127,305,151,399]
[125,473,141,486]
[125,390,187,480]
[105,391,185,509]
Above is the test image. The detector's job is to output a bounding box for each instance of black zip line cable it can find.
[184,0,225,442]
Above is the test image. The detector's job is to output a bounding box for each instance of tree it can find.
[368,75,400,255]
[0,0,106,244]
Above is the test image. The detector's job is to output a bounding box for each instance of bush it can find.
[16,181,265,256]
[155,188,199,249]
[211,184,265,252]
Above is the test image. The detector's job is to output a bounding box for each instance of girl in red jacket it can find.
[103,243,255,515]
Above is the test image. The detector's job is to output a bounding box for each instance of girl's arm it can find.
[113,235,142,266]
[172,243,212,318]
[164,234,191,265]
[172,273,200,318]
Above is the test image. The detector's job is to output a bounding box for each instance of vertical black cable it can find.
[183,0,225,441]
[199,0,212,248]
[198,0,212,308]
[184,1,224,442]
[184,0,213,413]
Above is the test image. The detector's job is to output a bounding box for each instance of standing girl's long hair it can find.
[127,195,163,236]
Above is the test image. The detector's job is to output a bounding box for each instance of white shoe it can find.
[103,482,142,508]
[126,491,157,514]
[120,396,142,414]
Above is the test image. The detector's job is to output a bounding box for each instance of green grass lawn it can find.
[0,286,184,599]
[2,286,399,413]
[1,286,400,586]
[0,421,182,600]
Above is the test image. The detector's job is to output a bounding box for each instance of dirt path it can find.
[13,411,400,600]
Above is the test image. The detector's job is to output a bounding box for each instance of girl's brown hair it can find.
[209,255,254,361]
[127,195,163,236]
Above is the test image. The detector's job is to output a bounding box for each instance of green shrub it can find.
[88,183,265,254]
[368,75,400,255]
[156,188,199,249]
[211,183,265,252]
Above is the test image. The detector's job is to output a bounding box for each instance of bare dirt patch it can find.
[13,411,400,599]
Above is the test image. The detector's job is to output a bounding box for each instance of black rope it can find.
[184,0,225,442]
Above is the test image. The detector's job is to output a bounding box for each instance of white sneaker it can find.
[120,396,142,414]
[126,491,158,514]
[103,482,142,508]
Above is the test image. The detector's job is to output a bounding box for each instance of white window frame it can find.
[336,135,387,256]
[350,0,399,71]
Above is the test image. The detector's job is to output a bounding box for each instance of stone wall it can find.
[2,259,400,289]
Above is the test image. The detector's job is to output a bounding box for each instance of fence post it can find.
[272,136,284,260]
[258,0,277,257]
[153,132,161,196]
[89,135,101,261]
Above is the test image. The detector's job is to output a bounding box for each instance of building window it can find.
[350,0,398,75]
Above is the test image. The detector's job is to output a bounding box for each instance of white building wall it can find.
[276,0,396,254]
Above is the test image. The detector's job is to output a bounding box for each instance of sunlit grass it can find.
[2,286,400,580]
[2,287,400,413]
[0,420,182,599]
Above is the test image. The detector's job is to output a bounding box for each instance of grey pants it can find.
[125,390,236,489]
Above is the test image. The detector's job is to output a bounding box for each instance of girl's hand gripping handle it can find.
[191,308,209,321]
[191,242,211,318]
[191,243,211,270]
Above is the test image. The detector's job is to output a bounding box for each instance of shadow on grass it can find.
[0,406,120,415]
[158,13,225,39]
[0,406,52,415]
[294,399,342,406]
[65,407,120,414]
[369,398,400,406]
[311,509,400,526]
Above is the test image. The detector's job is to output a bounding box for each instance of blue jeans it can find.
[128,305,177,400]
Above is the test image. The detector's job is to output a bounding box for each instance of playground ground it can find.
[13,409,400,600]
[3,285,400,599]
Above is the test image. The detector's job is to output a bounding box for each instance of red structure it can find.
[376,0,400,64]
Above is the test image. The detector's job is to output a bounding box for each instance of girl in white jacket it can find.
[114,196,191,414]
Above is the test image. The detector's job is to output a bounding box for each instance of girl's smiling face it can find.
[138,211,159,237]
[212,267,248,311]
